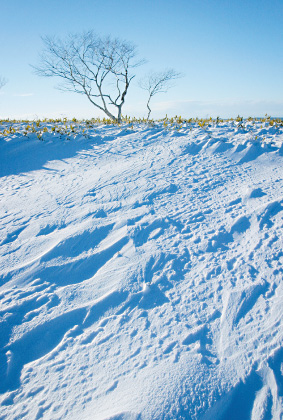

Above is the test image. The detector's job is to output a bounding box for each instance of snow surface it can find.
[0,120,283,420]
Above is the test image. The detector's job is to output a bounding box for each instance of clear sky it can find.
[0,0,282,119]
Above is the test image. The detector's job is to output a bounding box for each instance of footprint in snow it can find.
[257,199,283,229]
[230,215,251,235]
[1,225,27,246]
[182,324,219,365]
[247,187,266,199]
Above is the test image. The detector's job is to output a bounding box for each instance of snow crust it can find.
[0,120,283,419]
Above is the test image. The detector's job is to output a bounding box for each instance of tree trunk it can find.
[117,105,122,123]
[146,97,152,120]
[103,107,118,122]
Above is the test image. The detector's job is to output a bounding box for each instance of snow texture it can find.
[0,120,283,419]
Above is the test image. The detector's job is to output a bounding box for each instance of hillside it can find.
[0,118,283,420]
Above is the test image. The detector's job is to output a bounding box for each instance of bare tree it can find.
[139,69,181,120]
[33,31,144,123]
[0,76,7,90]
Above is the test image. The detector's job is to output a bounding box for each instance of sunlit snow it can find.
[0,120,283,419]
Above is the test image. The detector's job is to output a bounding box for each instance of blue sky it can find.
[0,0,282,119]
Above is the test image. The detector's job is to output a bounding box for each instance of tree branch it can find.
[33,31,144,122]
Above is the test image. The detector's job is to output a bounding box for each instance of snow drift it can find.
[0,119,283,419]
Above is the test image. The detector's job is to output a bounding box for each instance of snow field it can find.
[0,120,283,419]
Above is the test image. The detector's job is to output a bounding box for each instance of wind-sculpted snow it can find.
[0,121,283,419]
